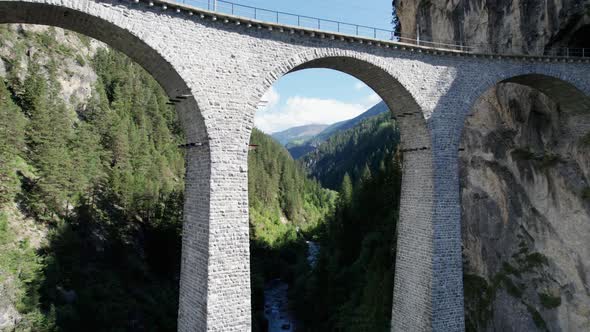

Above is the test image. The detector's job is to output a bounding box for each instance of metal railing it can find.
[170,0,589,58]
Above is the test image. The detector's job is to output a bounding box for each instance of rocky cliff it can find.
[461,84,590,331]
[395,0,590,54]
[395,1,590,331]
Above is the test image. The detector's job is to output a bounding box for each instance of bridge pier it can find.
[179,138,252,331]
[0,1,588,331]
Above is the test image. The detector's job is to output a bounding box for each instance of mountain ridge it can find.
[275,101,390,159]
[271,124,328,146]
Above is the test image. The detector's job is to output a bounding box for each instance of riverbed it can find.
[263,241,319,331]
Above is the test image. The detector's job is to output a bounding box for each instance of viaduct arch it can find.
[254,52,435,331]
[0,1,589,331]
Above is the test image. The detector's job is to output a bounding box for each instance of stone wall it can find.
[395,0,590,330]
[0,1,588,331]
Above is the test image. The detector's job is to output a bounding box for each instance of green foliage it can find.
[511,147,562,168]
[294,148,403,331]
[526,304,548,331]
[302,113,400,190]
[248,128,335,244]
[538,292,561,309]
[75,54,85,66]
[502,276,523,298]
[463,274,494,332]
[525,252,549,269]
[0,79,26,206]
[0,27,186,331]
[248,129,337,329]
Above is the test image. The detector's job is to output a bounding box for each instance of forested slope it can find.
[0,25,336,331]
[292,113,403,331]
[301,112,400,190]
[0,25,185,331]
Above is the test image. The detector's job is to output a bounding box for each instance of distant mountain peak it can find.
[282,101,389,159]
[270,124,329,146]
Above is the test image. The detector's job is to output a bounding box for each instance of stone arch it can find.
[458,71,590,330]
[0,1,214,331]
[465,71,590,119]
[0,0,208,142]
[250,49,436,331]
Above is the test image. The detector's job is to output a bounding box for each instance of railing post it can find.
[297,16,300,26]
[374,28,376,39]
[318,19,320,29]
[276,12,279,23]
[356,25,359,35]
[232,3,234,15]
[337,22,340,32]
[254,8,257,19]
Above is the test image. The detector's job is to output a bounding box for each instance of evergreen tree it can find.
[0,80,26,206]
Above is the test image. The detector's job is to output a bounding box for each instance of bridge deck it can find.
[149,0,590,60]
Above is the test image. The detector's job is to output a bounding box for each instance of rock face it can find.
[395,0,590,330]
[461,83,590,331]
[395,0,590,54]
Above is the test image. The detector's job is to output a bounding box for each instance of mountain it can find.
[271,124,328,146]
[0,24,336,332]
[302,112,400,190]
[315,101,389,142]
[285,101,389,159]
[291,105,403,331]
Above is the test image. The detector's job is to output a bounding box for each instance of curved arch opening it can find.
[0,12,205,331]
[248,54,434,331]
[0,3,215,330]
[0,1,207,141]
[460,74,590,331]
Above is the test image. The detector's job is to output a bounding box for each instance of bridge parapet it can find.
[147,0,590,60]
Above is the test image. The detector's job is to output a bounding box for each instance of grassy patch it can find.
[539,292,561,309]
[0,211,9,245]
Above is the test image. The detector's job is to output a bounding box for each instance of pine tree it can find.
[339,173,353,208]
[0,80,26,206]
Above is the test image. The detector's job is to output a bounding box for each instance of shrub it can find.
[526,304,548,331]
[539,293,561,309]
[525,252,548,268]
[502,276,523,298]
[75,54,86,67]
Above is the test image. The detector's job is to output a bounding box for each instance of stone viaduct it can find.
[0,0,589,331]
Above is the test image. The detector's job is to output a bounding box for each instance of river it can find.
[263,240,319,332]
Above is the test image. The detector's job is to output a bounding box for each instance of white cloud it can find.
[364,92,381,107]
[259,86,280,110]
[354,81,368,90]
[255,96,367,134]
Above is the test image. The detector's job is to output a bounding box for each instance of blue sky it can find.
[223,0,393,134]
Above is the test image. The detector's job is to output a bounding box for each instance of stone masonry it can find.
[0,0,588,331]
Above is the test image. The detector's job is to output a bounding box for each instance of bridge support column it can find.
[178,140,251,332]
[391,147,435,332]
[391,101,465,331]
